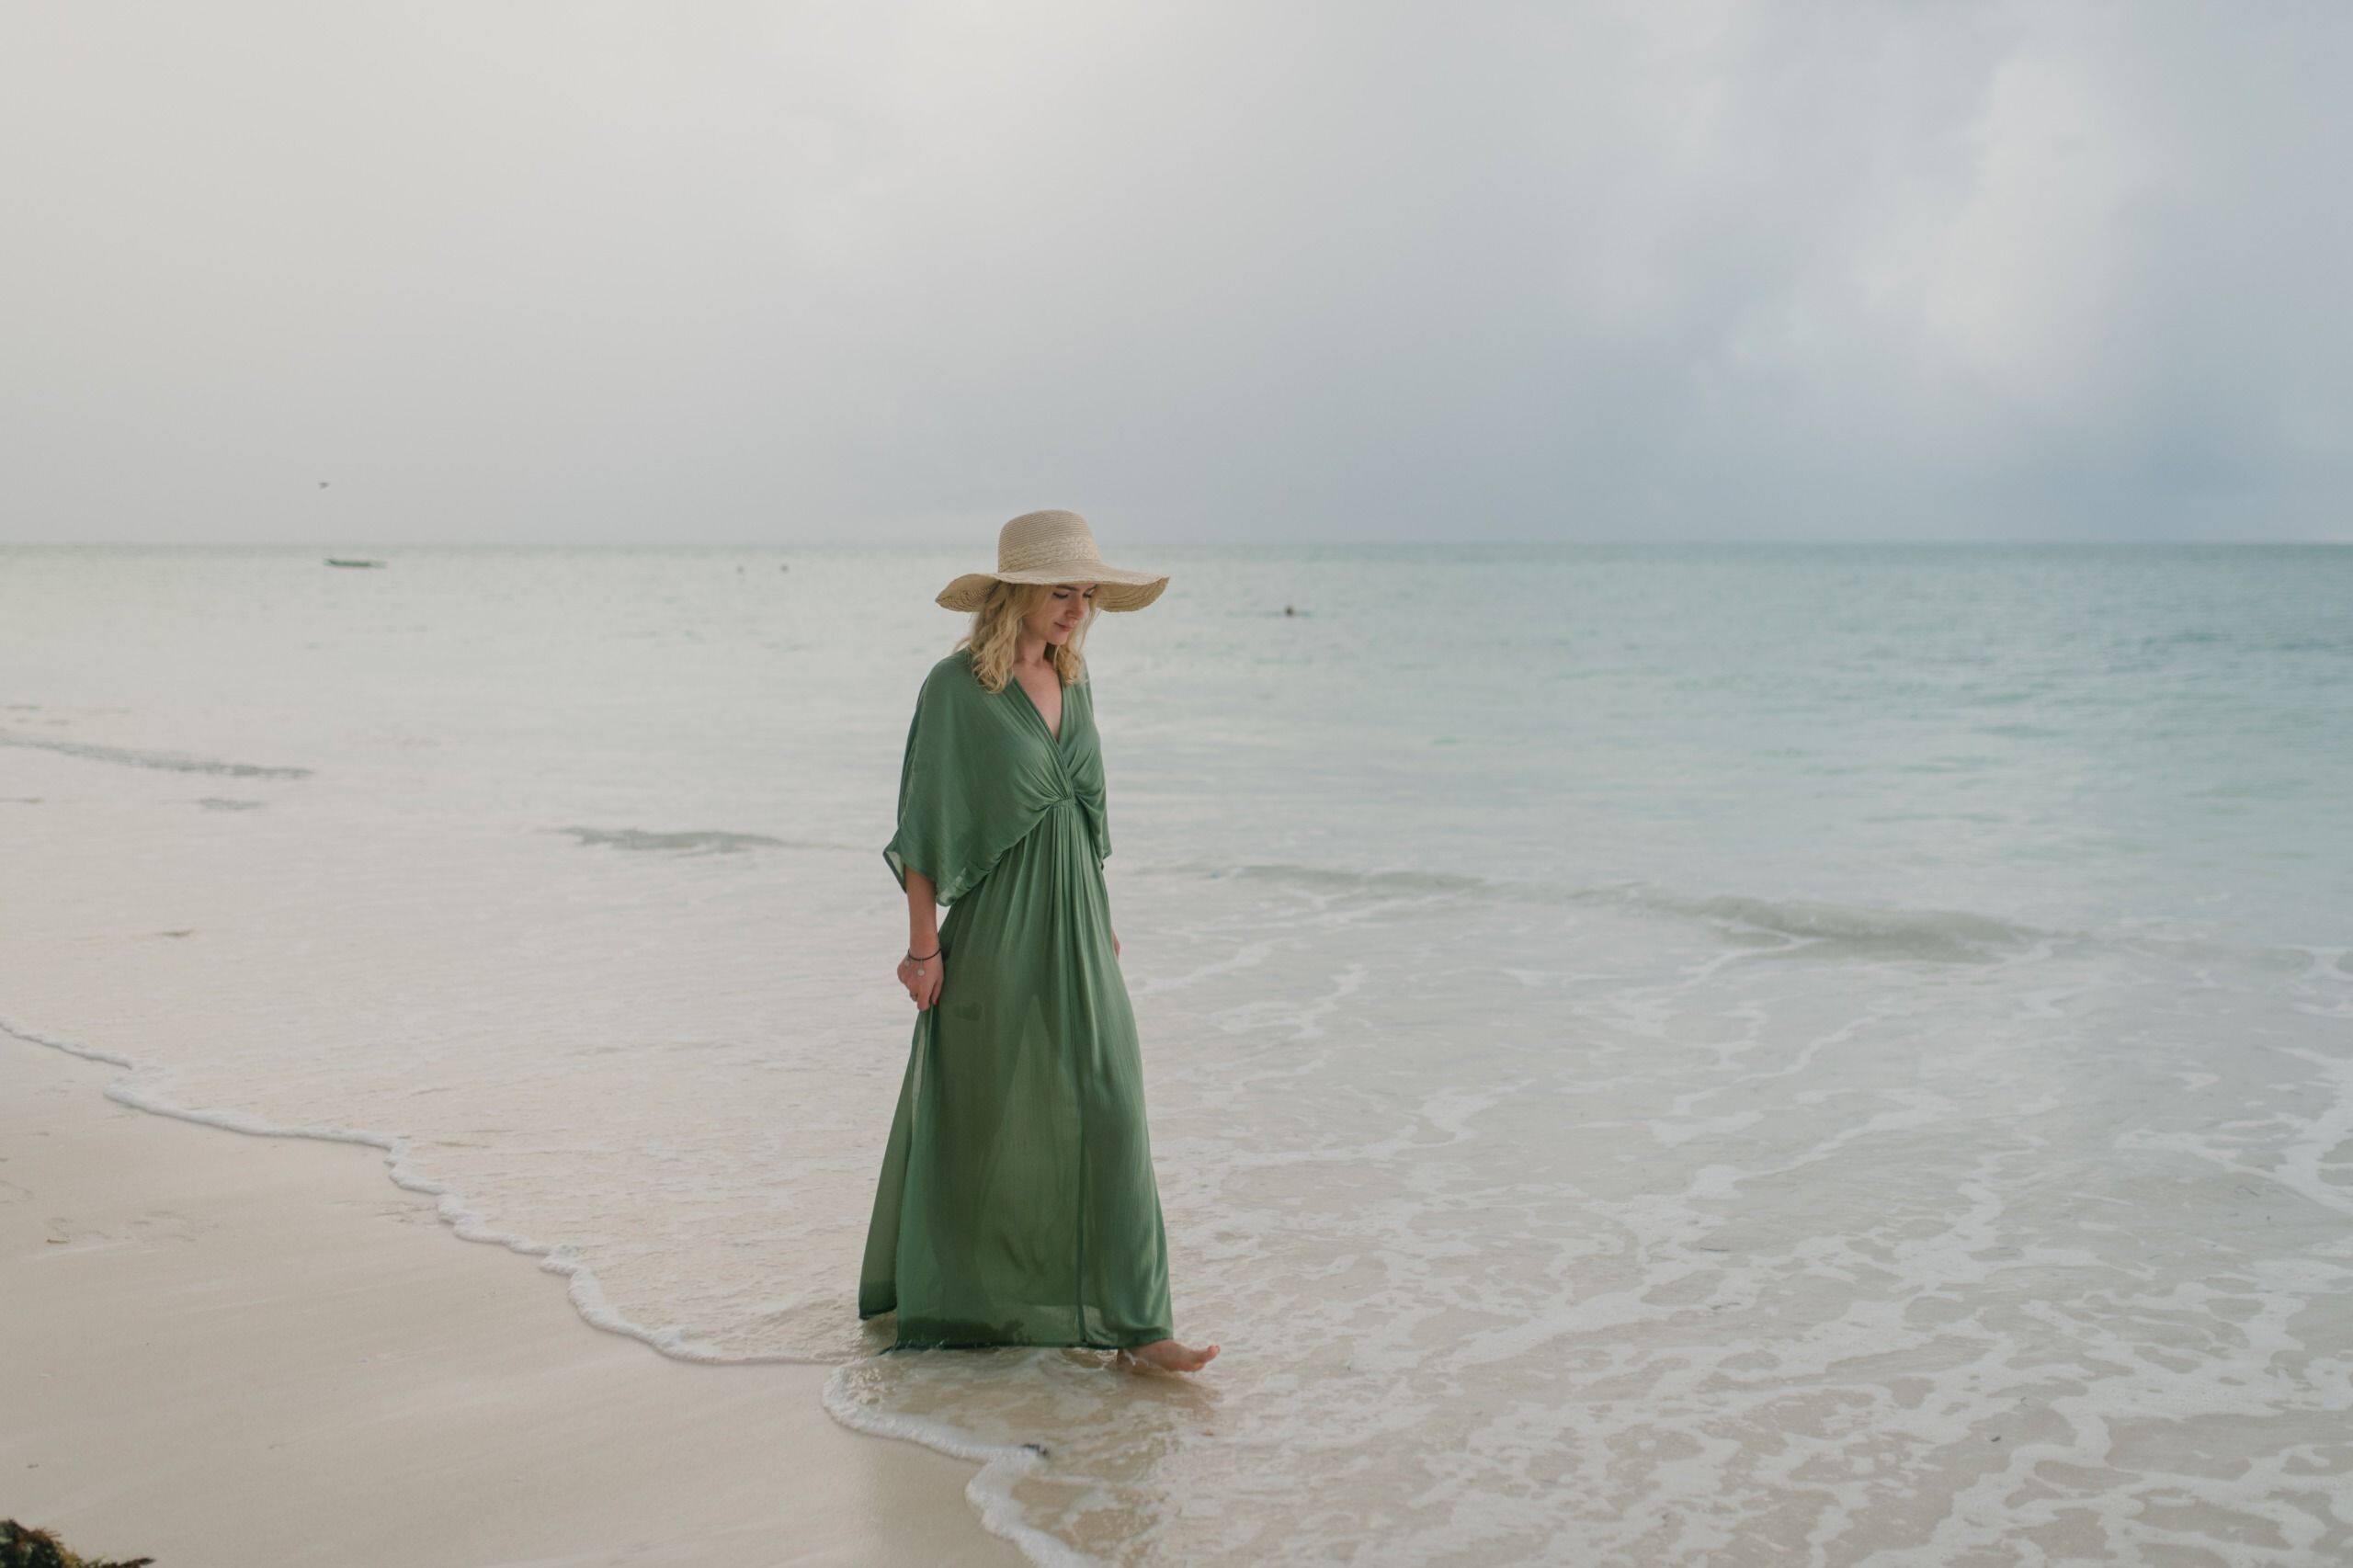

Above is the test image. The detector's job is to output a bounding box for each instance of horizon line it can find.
[3,537,2348,551]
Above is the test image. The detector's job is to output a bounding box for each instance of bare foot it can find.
[1117,1336,1221,1373]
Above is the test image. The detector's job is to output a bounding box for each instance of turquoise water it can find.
[4,543,2347,1564]
[1116,542,2353,947]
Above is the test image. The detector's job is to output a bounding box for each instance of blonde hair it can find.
[953,580,1097,693]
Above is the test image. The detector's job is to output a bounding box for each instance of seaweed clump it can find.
[1,1519,155,1568]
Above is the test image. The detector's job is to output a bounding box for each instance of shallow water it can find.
[4,543,2347,1564]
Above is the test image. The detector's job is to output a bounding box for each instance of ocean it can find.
[4,541,2347,1564]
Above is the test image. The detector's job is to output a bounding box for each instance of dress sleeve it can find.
[1069,678,1112,870]
[881,657,1037,908]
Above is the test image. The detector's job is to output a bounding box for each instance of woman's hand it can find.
[1111,927,1121,961]
[898,949,944,1011]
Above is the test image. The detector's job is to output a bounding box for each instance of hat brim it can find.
[936,568,1168,614]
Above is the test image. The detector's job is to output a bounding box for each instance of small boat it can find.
[324,558,385,569]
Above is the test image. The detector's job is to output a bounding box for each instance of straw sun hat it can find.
[936,509,1170,614]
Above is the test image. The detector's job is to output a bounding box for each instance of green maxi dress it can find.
[858,648,1176,1351]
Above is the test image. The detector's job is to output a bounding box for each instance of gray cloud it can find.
[4,1,2345,543]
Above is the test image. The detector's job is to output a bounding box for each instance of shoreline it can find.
[0,1036,1026,1567]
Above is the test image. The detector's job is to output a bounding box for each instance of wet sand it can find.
[0,1040,1024,1568]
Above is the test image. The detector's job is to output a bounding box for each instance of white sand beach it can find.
[0,1040,1022,1568]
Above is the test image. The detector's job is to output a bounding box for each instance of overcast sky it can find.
[4,3,2346,544]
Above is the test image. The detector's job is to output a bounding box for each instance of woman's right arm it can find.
[898,869,944,1010]
[905,869,939,957]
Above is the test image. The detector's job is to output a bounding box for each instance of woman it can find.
[858,509,1220,1375]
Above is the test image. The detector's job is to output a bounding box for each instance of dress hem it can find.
[880,1333,1176,1354]
[859,1312,1176,1355]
